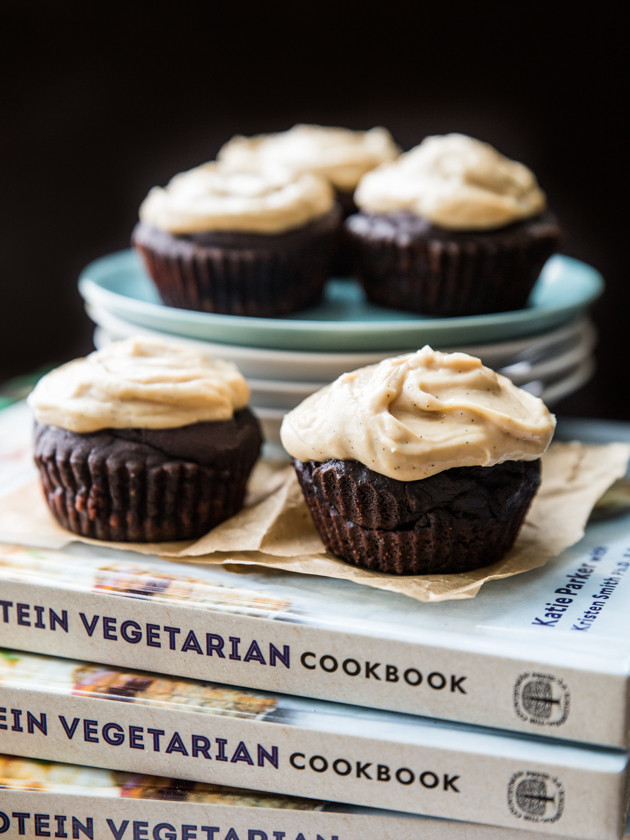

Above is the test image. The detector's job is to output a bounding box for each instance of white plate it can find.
[89,303,593,384]
[247,378,318,410]
[79,250,604,352]
[254,408,289,460]
[495,319,596,383]
[216,323,597,412]
[522,357,596,404]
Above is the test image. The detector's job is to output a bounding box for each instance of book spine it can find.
[0,788,571,840]
[0,789,395,840]
[0,679,626,839]
[0,577,627,748]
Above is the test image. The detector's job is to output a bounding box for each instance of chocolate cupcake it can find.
[345,133,561,315]
[218,124,401,274]
[218,124,401,213]
[27,338,262,542]
[280,347,556,575]
[132,163,339,317]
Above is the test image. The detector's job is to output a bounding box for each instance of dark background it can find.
[2,3,627,418]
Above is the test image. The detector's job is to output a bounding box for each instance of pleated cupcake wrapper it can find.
[296,458,417,530]
[135,243,329,317]
[133,211,340,317]
[294,460,540,576]
[34,449,254,543]
[350,227,559,317]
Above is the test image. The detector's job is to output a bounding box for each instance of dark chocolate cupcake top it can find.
[354,133,547,231]
[27,337,252,433]
[138,161,334,235]
[280,346,556,481]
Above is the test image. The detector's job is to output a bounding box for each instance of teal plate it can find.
[78,250,604,353]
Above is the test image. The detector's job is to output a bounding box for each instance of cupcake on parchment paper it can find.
[345,133,561,315]
[280,346,556,576]
[27,337,262,542]
[218,124,401,274]
[132,162,339,317]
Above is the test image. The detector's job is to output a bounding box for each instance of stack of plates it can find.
[79,250,603,453]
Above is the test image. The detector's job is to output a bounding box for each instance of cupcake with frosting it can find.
[28,337,263,542]
[218,124,401,274]
[218,124,401,214]
[345,133,561,315]
[280,346,556,575]
[132,162,339,317]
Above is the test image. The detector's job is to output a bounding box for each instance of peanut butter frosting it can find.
[355,133,547,230]
[217,124,401,192]
[280,347,555,480]
[138,162,334,234]
[28,338,251,433]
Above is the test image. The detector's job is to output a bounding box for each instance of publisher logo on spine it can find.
[507,771,565,823]
[513,672,570,726]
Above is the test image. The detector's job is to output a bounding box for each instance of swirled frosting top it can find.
[280,346,555,480]
[355,133,547,230]
[138,162,334,234]
[28,338,251,432]
[218,124,401,191]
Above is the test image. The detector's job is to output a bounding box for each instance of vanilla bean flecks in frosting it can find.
[218,124,401,192]
[355,133,547,231]
[27,338,251,433]
[280,347,556,480]
[138,162,334,235]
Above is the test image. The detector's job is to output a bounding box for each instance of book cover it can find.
[0,649,628,839]
[4,753,630,840]
[4,753,626,840]
[2,490,630,749]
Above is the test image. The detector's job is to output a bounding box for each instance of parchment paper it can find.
[0,441,628,602]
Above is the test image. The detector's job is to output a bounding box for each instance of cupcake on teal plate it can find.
[345,133,562,316]
[132,162,340,317]
[218,124,401,275]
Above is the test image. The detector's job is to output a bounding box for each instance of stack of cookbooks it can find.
[2,407,630,839]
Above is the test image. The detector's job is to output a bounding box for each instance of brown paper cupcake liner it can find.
[133,207,341,317]
[33,417,262,542]
[345,210,561,316]
[294,458,541,575]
